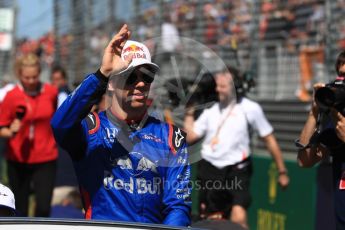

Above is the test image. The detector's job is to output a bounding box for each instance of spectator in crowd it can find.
[50,65,71,108]
[289,1,325,101]
[297,44,324,102]
[204,15,219,47]
[50,188,84,219]
[161,14,181,55]
[0,77,15,182]
[158,14,181,68]
[297,50,345,229]
[50,66,71,107]
[137,16,150,42]
[0,53,58,217]
[50,66,78,211]
[184,66,289,228]
[0,76,15,104]
[51,24,191,226]
[0,183,17,217]
[39,31,55,67]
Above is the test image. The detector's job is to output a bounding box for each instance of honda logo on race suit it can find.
[104,127,118,143]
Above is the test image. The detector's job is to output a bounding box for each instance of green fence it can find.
[248,155,317,230]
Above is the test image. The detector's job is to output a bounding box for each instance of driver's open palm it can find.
[100,24,133,77]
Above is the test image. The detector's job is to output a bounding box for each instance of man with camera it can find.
[297,50,345,229]
[184,66,289,229]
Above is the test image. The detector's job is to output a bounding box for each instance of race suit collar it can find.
[106,108,148,131]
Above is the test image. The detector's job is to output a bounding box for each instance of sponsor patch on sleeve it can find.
[168,124,186,155]
[86,112,100,134]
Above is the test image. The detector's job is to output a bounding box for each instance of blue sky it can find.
[16,0,53,39]
[15,0,135,39]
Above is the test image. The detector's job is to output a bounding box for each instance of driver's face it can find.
[111,65,155,110]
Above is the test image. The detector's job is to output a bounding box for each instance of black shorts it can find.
[197,158,253,213]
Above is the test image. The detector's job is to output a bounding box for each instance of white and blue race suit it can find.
[51,70,191,226]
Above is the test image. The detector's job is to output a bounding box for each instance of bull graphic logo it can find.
[112,152,158,176]
[122,44,147,61]
[137,157,158,173]
[123,44,144,54]
[116,157,133,170]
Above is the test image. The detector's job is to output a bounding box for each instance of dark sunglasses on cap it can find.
[125,66,155,85]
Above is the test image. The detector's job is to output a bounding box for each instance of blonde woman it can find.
[0,53,58,217]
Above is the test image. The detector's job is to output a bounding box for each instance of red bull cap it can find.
[115,40,159,76]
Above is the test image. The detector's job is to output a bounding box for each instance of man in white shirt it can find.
[184,66,289,229]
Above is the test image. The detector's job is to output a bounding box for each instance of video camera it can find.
[315,76,345,115]
[165,72,218,109]
[165,69,255,109]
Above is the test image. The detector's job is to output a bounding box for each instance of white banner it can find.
[0,8,14,31]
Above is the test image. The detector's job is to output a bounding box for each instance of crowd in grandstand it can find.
[13,0,338,103]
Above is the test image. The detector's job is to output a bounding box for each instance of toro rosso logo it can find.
[141,133,163,143]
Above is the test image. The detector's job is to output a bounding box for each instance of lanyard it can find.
[210,103,235,150]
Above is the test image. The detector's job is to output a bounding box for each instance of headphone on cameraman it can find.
[226,66,254,102]
[234,76,246,101]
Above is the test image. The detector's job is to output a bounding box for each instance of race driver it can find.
[51,24,191,226]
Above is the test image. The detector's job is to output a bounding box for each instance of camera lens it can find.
[315,87,335,109]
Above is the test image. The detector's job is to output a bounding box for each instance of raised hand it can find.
[100,24,133,77]
[310,83,325,118]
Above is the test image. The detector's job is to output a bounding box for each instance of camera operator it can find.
[297,50,345,229]
[184,66,289,229]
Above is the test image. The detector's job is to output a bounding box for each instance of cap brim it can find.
[0,204,17,216]
[114,61,159,77]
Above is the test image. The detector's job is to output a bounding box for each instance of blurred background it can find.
[0,0,343,229]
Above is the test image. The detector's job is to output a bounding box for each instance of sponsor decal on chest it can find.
[140,133,163,143]
[104,152,161,195]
